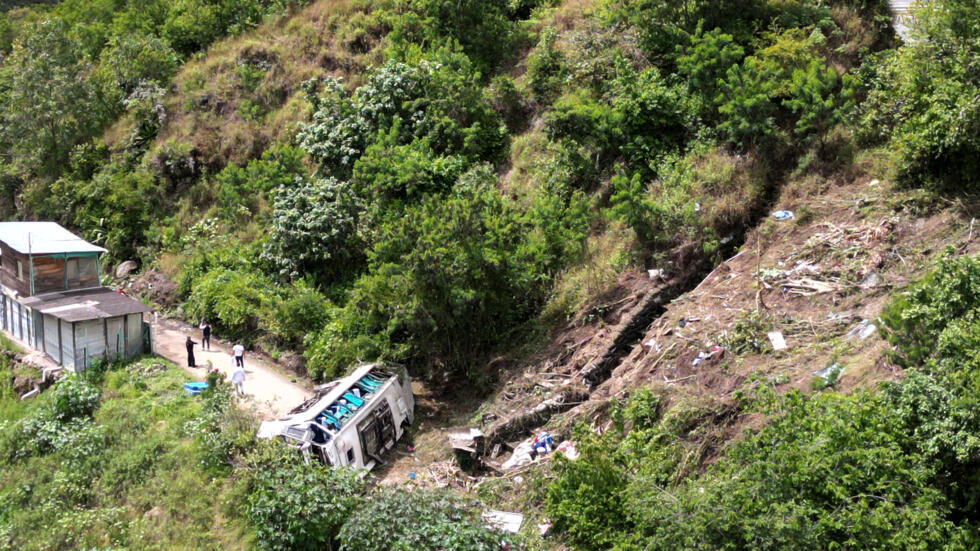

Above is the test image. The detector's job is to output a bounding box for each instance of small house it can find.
[0,221,152,371]
[257,363,415,469]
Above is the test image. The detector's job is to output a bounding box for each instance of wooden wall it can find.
[0,243,30,296]
[32,255,66,294]
[1,248,100,296]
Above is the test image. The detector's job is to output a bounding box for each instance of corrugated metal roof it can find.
[0,222,106,255]
[21,287,151,322]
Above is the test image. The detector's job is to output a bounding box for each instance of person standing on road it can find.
[232,342,245,367]
[231,362,246,396]
[185,336,197,368]
[200,321,212,350]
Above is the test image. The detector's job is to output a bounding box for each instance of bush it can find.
[244,442,364,551]
[526,28,568,104]
[263,176,363,284]
[298,52,507,181]
[183,267,277,345]
[185,377,256,472]
[857,0,980,190]
[880,248,980,368]
[338,489,500,551]
[341,168,544,384]
[48,376,101,422]
[214,144,306,220]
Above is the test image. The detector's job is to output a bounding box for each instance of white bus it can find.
[257,363,415,469]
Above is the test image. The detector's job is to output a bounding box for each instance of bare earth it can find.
[150,316,311,418]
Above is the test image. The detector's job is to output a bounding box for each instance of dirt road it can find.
[150,316,311,418]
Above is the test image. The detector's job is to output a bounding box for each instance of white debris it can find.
[555,440,579,460]
[859,323,877,339]
[483,510,524,534]
[767,331,787,350]
[501,438,535,470]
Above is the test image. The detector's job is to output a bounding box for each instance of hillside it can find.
[4,0,980,549]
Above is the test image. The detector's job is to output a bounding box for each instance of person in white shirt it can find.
[231,360,246,396]
[232,343,245,367]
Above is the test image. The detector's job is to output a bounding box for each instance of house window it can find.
[346,448,355,464]
[16,260,23,281]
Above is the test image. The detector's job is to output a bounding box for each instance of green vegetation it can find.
[858,0,980,190]
[0,359,253,550]
[6,0,980,548]
[546,251,980,549]
[0,357,505,550]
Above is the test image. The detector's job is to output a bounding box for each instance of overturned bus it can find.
[257,363,415,469]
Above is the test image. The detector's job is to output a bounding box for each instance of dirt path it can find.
[150,317,311,418]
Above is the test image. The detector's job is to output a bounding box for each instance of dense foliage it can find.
[858,0,980,190]
[0,0,896,388]
[244,443,365,551]
[338,489,501,551]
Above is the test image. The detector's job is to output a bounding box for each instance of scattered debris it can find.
[448,427,486,453]
[859,272,880,289]
[555,440,579,460]
[183,382,208,395]
[538,521,553,537]
[20,386,39,400]
[767,331,787,351]
[483,510,524,534]
[449,427,487,472]
[501,438,536,470]
[647,268,665,280]
[847,320,878,340]
[813,363,844,383]
[531,431,554,458]
[692,346,723,366]
[772,210,795,220]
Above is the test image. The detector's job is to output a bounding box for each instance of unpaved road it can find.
[150,317,311,418]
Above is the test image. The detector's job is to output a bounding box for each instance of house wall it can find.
[32,255,66,294]
[126,313,142,358]
[42,314,59,361]
[0,243,30,296]
[61,319,75,370]
[73,319,105,370]
[26,254,99,295]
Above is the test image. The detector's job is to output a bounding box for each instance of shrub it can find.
[526,28,568,104]
[214,144,306,220]
[880,248,980,368]
[298,52,507,181]
[857,0,980,190]
[183,267,277,344]
[263,176,363,284]
[338,489,500,551]
[185,376,256,472]
[48,376,101,422]
[244,442,364,551]
[343,168,544,384]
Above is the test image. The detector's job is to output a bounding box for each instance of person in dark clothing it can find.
[200,321,211,350]
[186,336,197,367]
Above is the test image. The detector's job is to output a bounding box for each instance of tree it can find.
[0,19,109,179]
[263,176,363,284]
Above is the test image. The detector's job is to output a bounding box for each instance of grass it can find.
[0,358,254,551]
